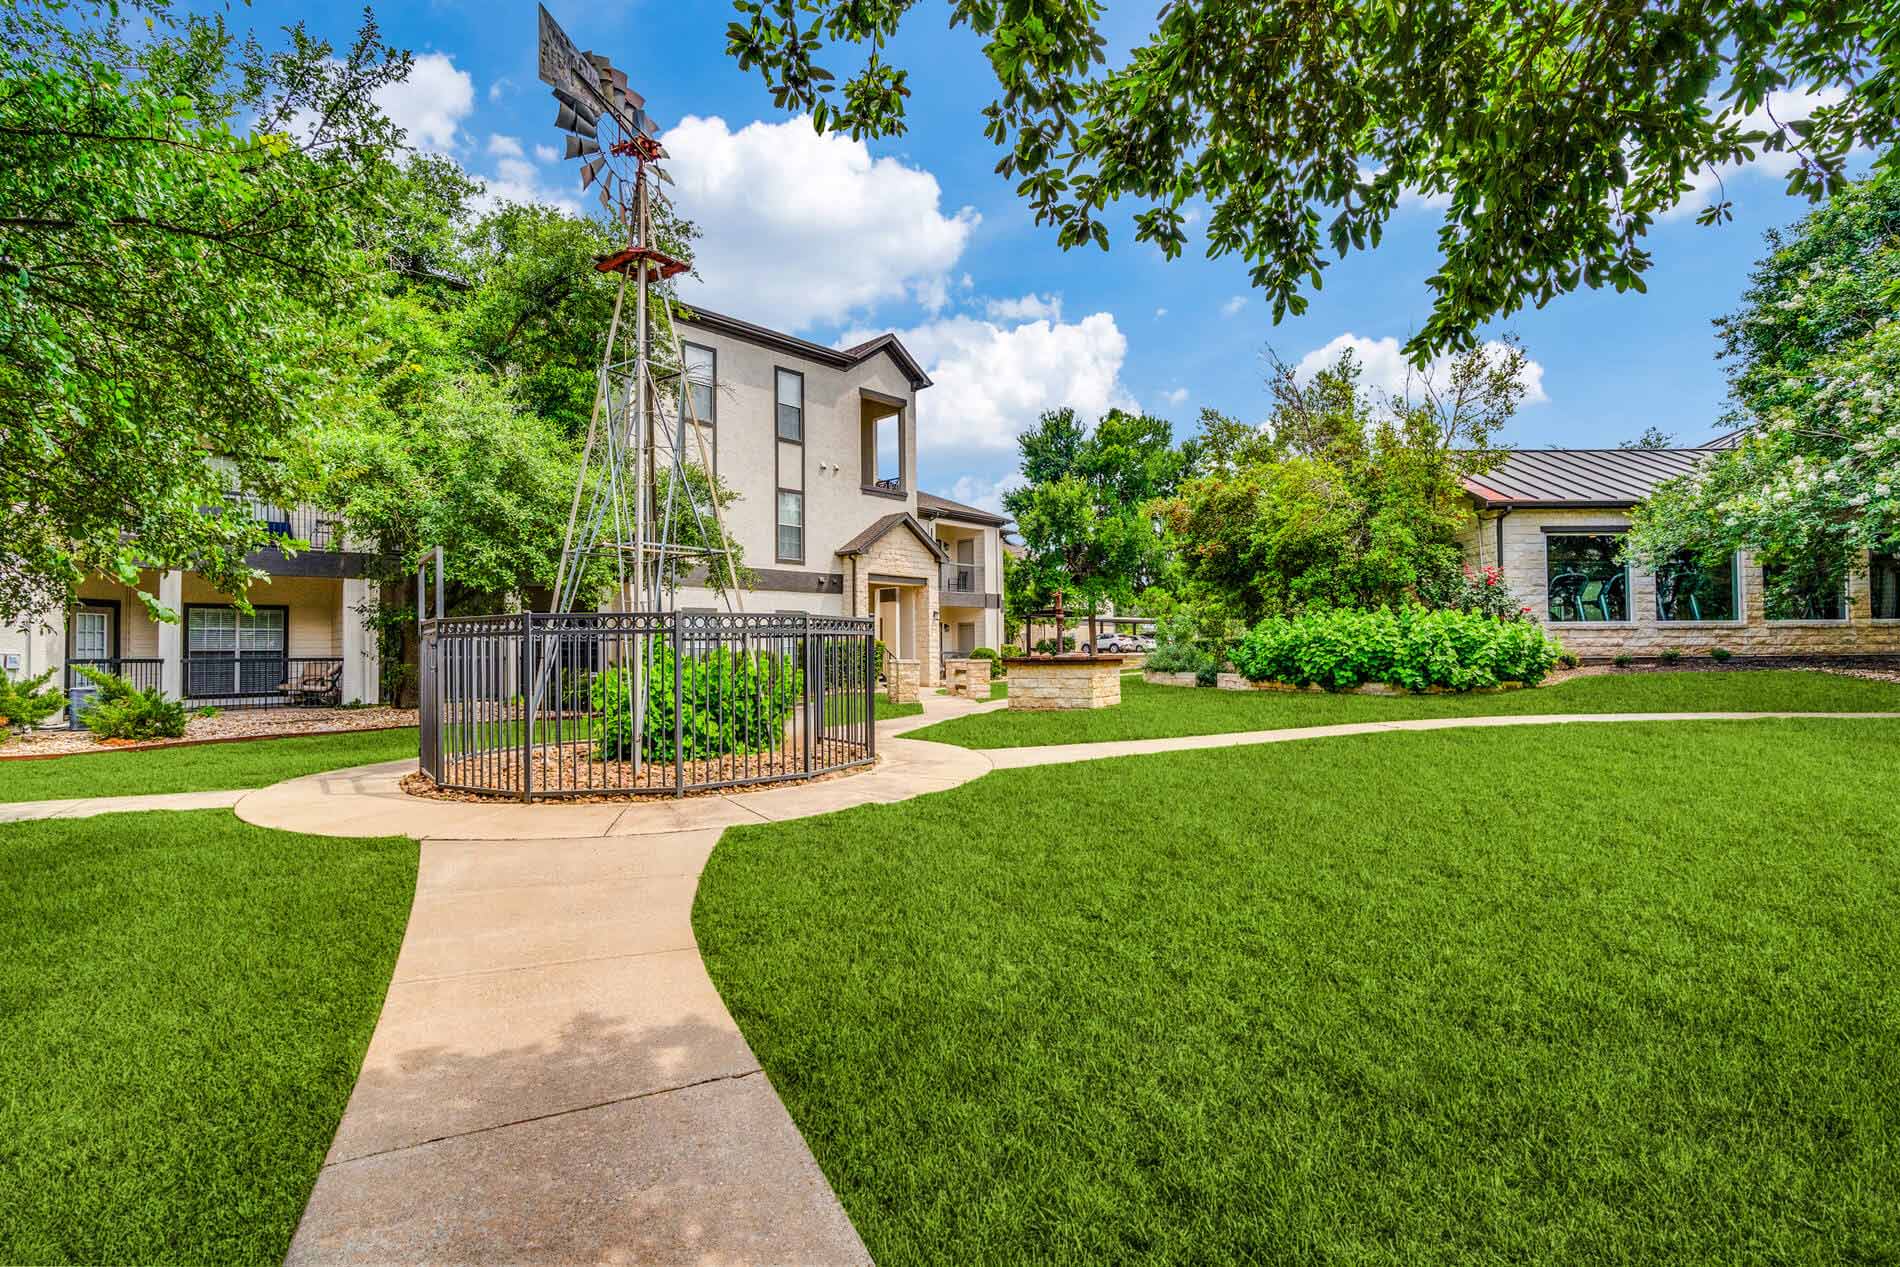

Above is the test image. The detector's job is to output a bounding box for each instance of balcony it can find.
[940,560,986,598]
[225,495,346,553]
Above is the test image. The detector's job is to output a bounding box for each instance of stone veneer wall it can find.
[1004,658,1123,710]
[849,527,941,684]
[886,658,921,703]
[942,657,991,698]
[1461,506,1900,660]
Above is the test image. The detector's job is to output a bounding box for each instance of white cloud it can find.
[375,52,474,153]
[848,312,1135,454]
[1356,166,1455,212]
[1162,386,1190,407]
[1154,307,1168,319]
[486,134,524,159]
[985,293,1063,322]
[1294,333,1548,405]
[946,472,1023,516]
[488,76,514,104]
[533,143,560,164]
[660,114,979,332]
[1220,295,1246,317]
[471,147,583,217]
[1665,87,1852,219]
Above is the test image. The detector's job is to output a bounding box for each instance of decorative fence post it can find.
[519,610,534,803]
[673,612,685,798]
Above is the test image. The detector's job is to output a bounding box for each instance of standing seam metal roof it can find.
[1460,448,1709,507]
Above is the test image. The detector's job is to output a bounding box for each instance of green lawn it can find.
[0,727,418,803]
[0,810,415,1263]
[876,696,923,721]
[696,718,1900,1264]
[908,669,1900,748]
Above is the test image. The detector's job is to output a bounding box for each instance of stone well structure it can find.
[1003,656,1124,710]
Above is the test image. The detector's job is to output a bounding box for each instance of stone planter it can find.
[942,657,992,699]
[1142,670,1199,688]
[886,658,921,704]
[1217,673,1319,693]
[1003,656,1125,710]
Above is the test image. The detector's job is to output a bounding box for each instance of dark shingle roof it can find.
[677,307,932,390]
[835,511,948,560]
[1460,448,1709,508]
[917,490,1008,527]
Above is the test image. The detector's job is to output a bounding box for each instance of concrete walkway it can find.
[0,787,246,823]
[240,701,1900,1265]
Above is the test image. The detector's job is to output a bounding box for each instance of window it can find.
[1545,534,1628,622]
[680,342,715,426]
[187,606,286,696]
[776,490,803,561]
[776,368,803,442]
[1656,550,1739,622]
[1764,565,1847,621]
[1873,553,1900,620]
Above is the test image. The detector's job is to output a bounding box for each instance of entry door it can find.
[71,607,113,666]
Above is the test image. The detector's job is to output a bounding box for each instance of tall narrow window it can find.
[1656,550,1739,621]
[1545,535,1628,622]
[1872,553,1900,619]
[776,368,803,442]
[1764,564,1848,620]
[680,342,715,426]
[776,490,804,562]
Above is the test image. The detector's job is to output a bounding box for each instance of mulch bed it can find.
[405,736,876,802]
[3,707,419,759]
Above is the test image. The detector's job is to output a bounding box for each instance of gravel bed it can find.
[3,707,418,757]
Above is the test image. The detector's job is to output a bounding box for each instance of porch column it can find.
[342,576,379,705]
[156,570,184,699]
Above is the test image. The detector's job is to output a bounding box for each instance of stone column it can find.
[342,576,380,704]
[156,570,184,699]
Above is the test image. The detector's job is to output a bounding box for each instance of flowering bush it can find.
[1230,607,1564,691]
[1415,561,1533,621]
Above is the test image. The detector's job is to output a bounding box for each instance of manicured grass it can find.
[909,668,1900,748]
[0,810,415,1263]
[696,719,1900,1264]
[0,726,418,803]
[935,679,1010,701]
[875,696,923,721]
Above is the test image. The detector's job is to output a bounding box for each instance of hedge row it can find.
[1230,607,1565,692]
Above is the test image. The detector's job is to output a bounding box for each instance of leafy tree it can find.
[1157,343,1528,622]
[1004,408,1183,629]
[0,1,411,622]
[1629,171,1900,606]
[1620,426,1679,450]
[726,0,1893,359]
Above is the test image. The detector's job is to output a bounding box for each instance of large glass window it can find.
[1546,534,1629,622]
[1656,550,1739,621]
[1763,565,1848,621]
[680,342,715,426]
[1872,552,1900,620]
[776,490,803,561]
[776,368,803,442]
[186,606,287,696]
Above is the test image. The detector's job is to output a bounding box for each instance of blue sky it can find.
[225,1,1847,509]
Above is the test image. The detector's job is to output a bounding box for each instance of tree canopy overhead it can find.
[726,0,1894,360]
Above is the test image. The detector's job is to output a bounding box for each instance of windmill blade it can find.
[555,104,597,139]
[564,134,600,160]
[579,156,607,191]
[551,86,601,126]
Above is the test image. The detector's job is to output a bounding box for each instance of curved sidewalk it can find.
[250,704,1896,1265]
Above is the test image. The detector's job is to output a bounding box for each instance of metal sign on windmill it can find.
[537,7,672,236]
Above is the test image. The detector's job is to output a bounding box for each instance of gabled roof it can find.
[1460,447,1710,508]
[835,511,949,561]
[917,489,1009,527]
[677,306,932,390]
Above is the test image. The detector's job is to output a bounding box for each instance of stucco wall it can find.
[1461,507,1900,658]
[675,319,920,576]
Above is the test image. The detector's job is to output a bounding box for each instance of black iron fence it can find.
[225,495,346,552]
[418,611,877,801]
[185,655,345,708]
[65,658,165,694]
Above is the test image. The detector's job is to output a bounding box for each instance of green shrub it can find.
[1709,647,1733,662]
[966,647,1003,676]
[999,644,1022,659]
[1033,636,1076,654]
[592,645,802,762]
[73,666,187,740]
[1194,661,1219,687]
[1558,651,1581,669]
[1144,639,1216,678]
[0,669,64,739]
[873,640,891,679]
[1659,648,1682,663]
[1613,653,1635,668]
[1230,607,1564,692]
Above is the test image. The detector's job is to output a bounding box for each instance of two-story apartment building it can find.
[669,308,1007,683]
[1458,442,1900,661]
[0,307,1009,709]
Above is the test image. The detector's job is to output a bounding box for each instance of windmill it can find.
[536,4,741,618]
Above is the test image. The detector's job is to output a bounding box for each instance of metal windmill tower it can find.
[537,5,742,617]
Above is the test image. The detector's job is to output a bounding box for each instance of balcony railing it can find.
[940,559,986,597]
[186,654,345,708]
[225,496,346,553]
[65,658,165,694]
